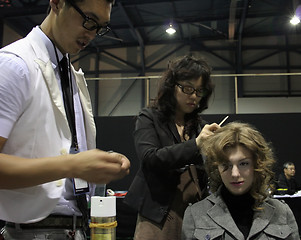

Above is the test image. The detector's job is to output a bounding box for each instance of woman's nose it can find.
[190,91,198,98]
[231,165,240,177]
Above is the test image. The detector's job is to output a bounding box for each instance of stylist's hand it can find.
[196,123,220,149]
[69,149,130,184]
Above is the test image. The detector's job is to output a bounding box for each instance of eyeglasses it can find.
[67,0,111,36]
[176,83,206,97]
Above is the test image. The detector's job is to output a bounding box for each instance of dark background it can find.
[1,113,299,237]
[95,113,301,238]
[96,113,301,191]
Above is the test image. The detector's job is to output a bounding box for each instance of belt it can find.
[6,215,83,229]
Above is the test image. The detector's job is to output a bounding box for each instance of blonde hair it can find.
[201,121,275,209]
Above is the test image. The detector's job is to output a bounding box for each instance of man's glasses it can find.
[176,83,206,97]
[67,0,111,36]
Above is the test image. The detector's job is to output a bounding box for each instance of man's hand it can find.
[0,147,130,189]
[70,149,130,184]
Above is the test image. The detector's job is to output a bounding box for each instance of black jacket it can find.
[123,108,207,225]
[276,173,301,195]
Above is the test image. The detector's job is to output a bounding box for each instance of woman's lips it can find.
[187,103,196,107]
[231,181,244,186]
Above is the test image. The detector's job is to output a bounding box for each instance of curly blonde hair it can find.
[201,121,276,210]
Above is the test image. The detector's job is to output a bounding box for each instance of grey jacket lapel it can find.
[207,193,245,240]
[248,201,275,239]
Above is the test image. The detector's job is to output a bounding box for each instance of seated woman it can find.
[182,122,300,240]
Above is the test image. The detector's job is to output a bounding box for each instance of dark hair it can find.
[201,122,276,210]
[283,162,294,169]
[152,55,214,138]
[48,0,115,14]
[66,0,115,6]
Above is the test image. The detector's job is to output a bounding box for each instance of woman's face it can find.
[218,145,254,195]
[174,77,203,117]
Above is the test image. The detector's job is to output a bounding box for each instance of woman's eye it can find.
[222,164,230,171]
[240,161,249,167]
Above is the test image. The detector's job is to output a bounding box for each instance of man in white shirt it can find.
[0,0,130,239]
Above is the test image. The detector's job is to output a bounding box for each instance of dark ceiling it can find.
[1,0,300,48]
[1,0,301,76]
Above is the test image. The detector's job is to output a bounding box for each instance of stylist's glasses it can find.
[176,83,206,97]
[67,0,111,36]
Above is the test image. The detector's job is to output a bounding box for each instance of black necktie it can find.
[59,56,89,231]
[60,57,77,149]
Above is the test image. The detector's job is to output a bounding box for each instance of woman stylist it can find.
[124,55,218,240]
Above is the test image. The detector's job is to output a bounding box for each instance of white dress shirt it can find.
[0,26,95,221]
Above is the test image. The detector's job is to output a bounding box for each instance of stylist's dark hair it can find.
[153,55,214,138]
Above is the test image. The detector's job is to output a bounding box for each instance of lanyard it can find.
[52,42,79,150]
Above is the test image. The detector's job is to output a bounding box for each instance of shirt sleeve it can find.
[0,53,31,138]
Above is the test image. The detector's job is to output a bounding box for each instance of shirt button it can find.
[60,148,68,155]
[56,179,63,187]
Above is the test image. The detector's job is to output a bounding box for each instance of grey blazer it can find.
[182,189,300,240]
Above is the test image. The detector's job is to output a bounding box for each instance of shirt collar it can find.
[34,26,66,66]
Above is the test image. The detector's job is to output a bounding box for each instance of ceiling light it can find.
[166,24,176,35]
[290,15,300,25]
